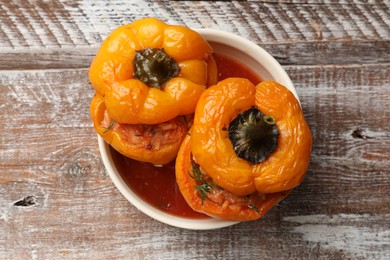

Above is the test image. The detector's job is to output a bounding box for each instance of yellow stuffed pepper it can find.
[175,78,312,221]
[89,18,217,164]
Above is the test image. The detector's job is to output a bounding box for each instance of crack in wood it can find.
[351,128,372,140]
[14,196,36,207]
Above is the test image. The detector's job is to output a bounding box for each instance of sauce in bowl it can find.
[111,53,261,219]
[214,53,262,85]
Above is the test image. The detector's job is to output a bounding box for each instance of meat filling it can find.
[102,110,191,150]
[190,156,266,212]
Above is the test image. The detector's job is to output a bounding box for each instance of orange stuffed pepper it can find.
[89,18,217,164]
[175,78,312,221]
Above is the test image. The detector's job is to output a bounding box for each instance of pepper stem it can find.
[245,115,276,140]
[263,115,276,125]
[228,107,279,164]
[133,48,180,89]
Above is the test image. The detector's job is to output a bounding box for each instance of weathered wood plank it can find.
[1,0,389,258]
[0,69,92,129]
[0,0,389,68]
[1,39,389,70]
[0,48,96,70]
[0,63,389,258]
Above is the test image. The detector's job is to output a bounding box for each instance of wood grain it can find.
[0,0,389,69]
[1,63,389,259]
[1,0,390,259]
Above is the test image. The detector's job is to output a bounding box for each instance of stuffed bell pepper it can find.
[89,18,217,164]
[175,78,312,221]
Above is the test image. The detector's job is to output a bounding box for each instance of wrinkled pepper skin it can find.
[175,134,289,221]
[91,93,190,165]
[176,78,312,220]
[89,18,217,125]
[252,81,312,193]
[187,78,312,195]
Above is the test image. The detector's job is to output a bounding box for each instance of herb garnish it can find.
[103,120,115,133]
[194,184,211,205]
[189,159,258,211]
[248,203,260,213]
[189,161,212,205]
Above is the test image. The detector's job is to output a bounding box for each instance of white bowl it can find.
[98,29,296,230]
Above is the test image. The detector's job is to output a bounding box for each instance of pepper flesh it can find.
[89,18,216,125]
[191,78,256,196]
[252,81,312,193]
[190,78,312,196]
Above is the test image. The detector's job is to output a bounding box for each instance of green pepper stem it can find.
[133,48,180,89]
[245,115,276,142]
[228,107,279,164]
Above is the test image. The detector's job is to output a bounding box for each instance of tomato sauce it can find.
[112,53,261,219]
[214,53,262,85]
[111,149,207,218]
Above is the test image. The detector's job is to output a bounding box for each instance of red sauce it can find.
[111,149,207,219]
[112,53,261,219]
[214,53,262,85]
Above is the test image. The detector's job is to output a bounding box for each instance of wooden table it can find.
[1,1,389,259]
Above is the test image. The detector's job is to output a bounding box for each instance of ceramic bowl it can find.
[98,28,296,230]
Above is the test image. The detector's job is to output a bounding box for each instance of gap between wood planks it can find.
[0,38,389,70]
[1,62,389,73]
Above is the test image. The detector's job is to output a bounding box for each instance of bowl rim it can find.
[98,28,296,230]
[196,28,298,101]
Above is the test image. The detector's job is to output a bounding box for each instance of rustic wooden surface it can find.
[1,0,389,259]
